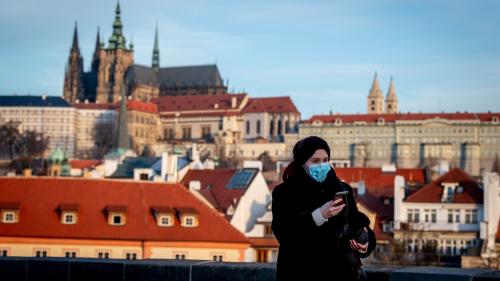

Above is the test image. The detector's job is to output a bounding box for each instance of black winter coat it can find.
[272,168,376,281]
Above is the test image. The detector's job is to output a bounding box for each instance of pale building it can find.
[480,172,500,259]
[73,101,116,158]
[299,112,500,176]
[245,202,279,263]
[394,168,483,256]
[0,96,76,158]
[0,177,249,261]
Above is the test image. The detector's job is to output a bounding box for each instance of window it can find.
[201,126,211,139]
[256,120,261,134]
[448,209,453,223]
[465,210,472,224]
[182,127,192,140]
[1,210,18,223]
[35,250,48,258]
[414,209,420,223]
[431,209,437,223]
[97,251,110,259]
[246,121,250,135]
[113,215,122,225]
[212,254,223,262]
[424,209,430,223]
[62,212,77,224]
[455,209,460,223]
[265,225,273,236]
[64,251,77,258]
[185,217,194,226]
[0,249,8,257]
[158,215,173,227]
[257,250,267,263]
[164,128,174,140]
[125,253,137,260]
[174,254,186,260]
[407,209,413,222]
[472,210,478,223]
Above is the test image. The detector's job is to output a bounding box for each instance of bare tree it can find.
[258,151,276,172]
[0,121,22,160]
[17,130,50,158]
[93,120,117,159]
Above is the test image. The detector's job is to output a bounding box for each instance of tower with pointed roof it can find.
[95,0,135,104]
[385,76,398,113]
[367,73,384,114]
[116,81,131,150]
[152,24,160,71]
[63,22,84,102]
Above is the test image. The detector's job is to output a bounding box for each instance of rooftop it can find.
[0,95,71,108]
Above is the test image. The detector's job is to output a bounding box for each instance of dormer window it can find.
[0,203,20,224]
[377,117,385,125]
[57,204,79,225]
[151,206,174,227]
[177,207,199,228]
[441,182,458,202]
[334,118,342,126]
[106,205,127,226]
[492,116,499,123]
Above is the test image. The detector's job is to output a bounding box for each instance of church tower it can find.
[385,76,398,113]
[63,22,84,102]
[367,73,384,114]
[95,1,134,104]
[152,24,160,71]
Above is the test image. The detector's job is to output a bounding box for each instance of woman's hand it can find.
[319,198,345,219]
[349,227,369,253]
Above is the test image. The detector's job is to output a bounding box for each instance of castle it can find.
[63,2,227,104]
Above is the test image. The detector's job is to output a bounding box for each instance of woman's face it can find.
[305,149,329,166]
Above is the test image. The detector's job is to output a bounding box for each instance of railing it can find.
[1,257,499,281]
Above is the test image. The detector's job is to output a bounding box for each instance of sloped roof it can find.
[126,64,224,89]
[0,177,248,243]
[405,168,483,203]
[248,237,279,248]
[0,96,71,107]
[243,97,299,114]
[181,169,252,214]
[153,93,247,113]
[69,160,102,170]
[305,112,500,124]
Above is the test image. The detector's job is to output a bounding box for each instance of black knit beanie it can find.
[293,136,331,165]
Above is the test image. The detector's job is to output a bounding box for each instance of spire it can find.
[71,21,80,52]
[368,72,383,98]
[94,26,101,53]
[116,81,130,150]
[152,23,160,71]
[108,0,127,49]
[386,76,397,101]
[91,27,101,72]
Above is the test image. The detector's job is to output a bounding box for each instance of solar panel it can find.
[226,169,257,189]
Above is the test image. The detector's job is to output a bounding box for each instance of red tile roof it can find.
[69,160,102,170]
[181,169,248,215]
[126,99,158,114]
[336,167,426,197]
[248,237,279,248]
[304,112,500,124]
[0,177,248,244]
[153,94,247,115]
[243,97,299,114]
[405,168,483,203]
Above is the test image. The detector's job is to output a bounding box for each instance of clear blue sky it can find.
[1,0,499,118]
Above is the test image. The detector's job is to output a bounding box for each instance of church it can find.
[63,2,228,104]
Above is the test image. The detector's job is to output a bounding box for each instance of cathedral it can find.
[63,2,228,104]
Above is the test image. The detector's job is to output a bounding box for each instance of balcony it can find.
[1,257,499,281]
[406,222,480,232]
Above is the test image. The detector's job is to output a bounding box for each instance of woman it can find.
[272,136,376,281]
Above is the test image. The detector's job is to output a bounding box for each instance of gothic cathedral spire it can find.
[63,22,84,103]
[108,0,127,49]
[385,76,398,113]
[367,72,384,114]
[152,23,160,71]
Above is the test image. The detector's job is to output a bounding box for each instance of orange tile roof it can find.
[248,237,279,248]
[243,97,299,114]
[304,112,500,124]
[405,168,483,203]
[69,160,102,170]
[153,93,247,113]
[0,177,248,244]
[181,169,248,215]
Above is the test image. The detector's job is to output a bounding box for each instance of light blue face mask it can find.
[304,162,331,182]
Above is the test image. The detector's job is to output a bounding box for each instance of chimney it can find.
[231,96,237,108]
[75,99,80,104]
[189,180,201,191]
[214,103,219,109]
[358,180,366,195]
[393,175,405,230]
[84,99,89,104]
[160,152,169,181]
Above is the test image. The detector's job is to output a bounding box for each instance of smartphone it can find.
[334,191,348,205]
